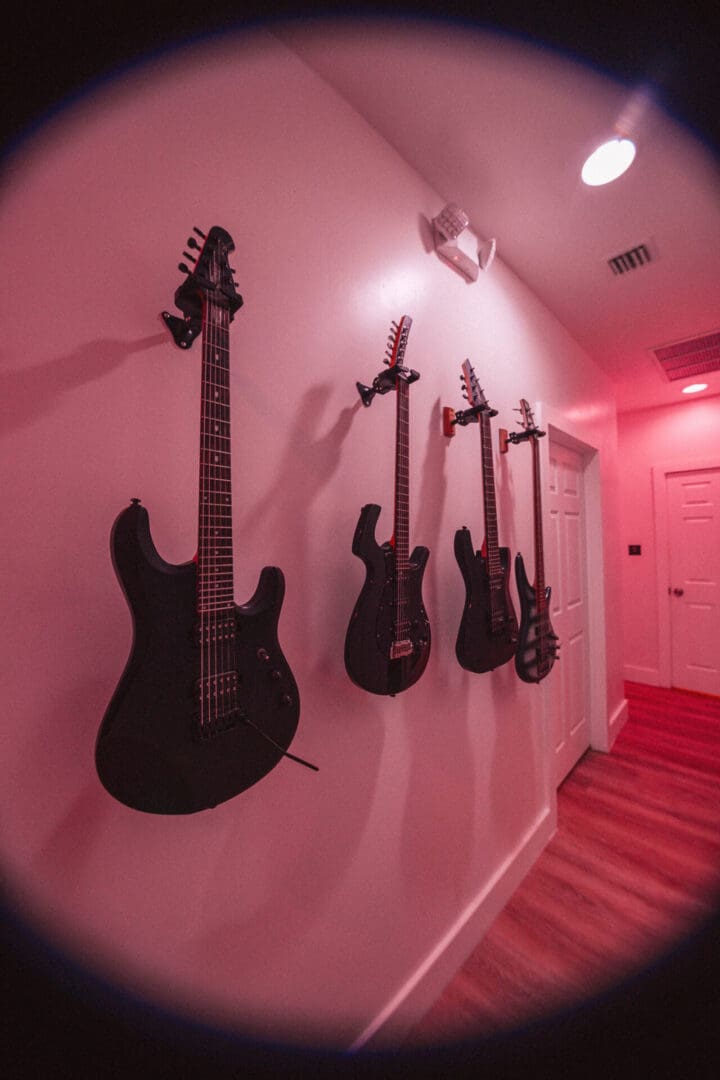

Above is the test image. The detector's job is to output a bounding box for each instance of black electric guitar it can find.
[96,226,312,815]
[344,316,431,695]
[449,362,518,672]
[508,399,559,683]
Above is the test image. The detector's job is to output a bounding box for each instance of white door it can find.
[666,468,720,696]
[546,440,591,785]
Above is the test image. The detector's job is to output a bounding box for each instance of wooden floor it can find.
[408,681,720,1046]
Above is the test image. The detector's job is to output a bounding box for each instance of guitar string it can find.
[479,410,502,631]
[210,249,218,729]
[199,281,207,735]
[392,321,409,650]
[220,282,233,719]
[396,364,408,644]
[201,306,234,731]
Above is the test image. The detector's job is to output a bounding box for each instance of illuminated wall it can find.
[617,396,720,685]
[0,27,624,1048]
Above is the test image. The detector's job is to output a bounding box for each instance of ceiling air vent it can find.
[652,330,720,382]
[607,241,653,275]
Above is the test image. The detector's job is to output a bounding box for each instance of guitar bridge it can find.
[193,671,244,741]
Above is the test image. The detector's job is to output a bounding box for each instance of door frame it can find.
[535,404,610,755]
[652,456,720,688]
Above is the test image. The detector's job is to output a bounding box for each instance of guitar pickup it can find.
[390,639,414,659]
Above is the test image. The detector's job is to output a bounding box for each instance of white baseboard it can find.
[349,803,556,1051]
[607,697,629,752]
[623,664,660,686]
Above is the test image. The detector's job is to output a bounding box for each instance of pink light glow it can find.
[681,383,709,394]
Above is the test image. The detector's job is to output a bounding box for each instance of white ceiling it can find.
[278,17,720,413]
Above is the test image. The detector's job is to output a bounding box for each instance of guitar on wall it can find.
[96,226,314,815]
[344,316,431,695]
[444,361,518,672]
[504,398,560,683]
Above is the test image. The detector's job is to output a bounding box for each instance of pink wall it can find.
[617,396,720,684]
[0,29,624,1047]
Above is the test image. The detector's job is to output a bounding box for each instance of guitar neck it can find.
[531,437,546,604]
[197,296,234,613]
[479,411,501,575]
[394,373,410,570]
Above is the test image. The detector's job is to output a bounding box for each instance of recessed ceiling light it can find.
[581,137,636,186]
[681,383,708,394]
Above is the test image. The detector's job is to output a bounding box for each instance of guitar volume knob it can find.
[256,648,270,662]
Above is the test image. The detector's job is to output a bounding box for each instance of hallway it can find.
[409,681,720,1044]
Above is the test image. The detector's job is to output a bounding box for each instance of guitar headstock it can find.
[516,398,546,440]
[383,315,413,369]
[177,226,243,315]
[357,315,417,406]
[163,226,243,349]
[460,360,492,412]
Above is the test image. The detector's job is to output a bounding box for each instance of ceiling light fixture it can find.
[581,137,636,186]
[681,383,708,394]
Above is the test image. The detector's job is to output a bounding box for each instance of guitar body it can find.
[96,501,299,814]
[454,526,518,673]
[345,503,431,695]
[514,551,558,684]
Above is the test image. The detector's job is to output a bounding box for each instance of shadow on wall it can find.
[413,397,451,663]
[236,382,362,611]
[0,333,167,437]
[398,399,476,903]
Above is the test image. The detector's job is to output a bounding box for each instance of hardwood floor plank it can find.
[408,682,720,1046]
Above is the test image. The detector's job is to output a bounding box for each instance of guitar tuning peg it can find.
[193,226,207,239]
[187,237,201,250]
[182,251,197,263]
[178,263,191,275]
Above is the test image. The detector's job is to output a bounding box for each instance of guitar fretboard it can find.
[479,411,502,579]
[198,297,234,614]
[393,371,410,640]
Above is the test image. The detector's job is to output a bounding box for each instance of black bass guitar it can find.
[505,399,559,683]
[345,316,431,695]
[96,226,312,815]
[445,362,518,672]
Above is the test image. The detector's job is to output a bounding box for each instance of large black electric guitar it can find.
[96,226,311,815]
[507,399,559,683]
[448,362,518,672]
[344,316,431,695]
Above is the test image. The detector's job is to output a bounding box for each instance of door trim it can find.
[652,457,720,688]
[535,405,609,756]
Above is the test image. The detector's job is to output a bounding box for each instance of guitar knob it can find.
[280,694,293,707]
[256,648,270,662]
[270,669,282,681]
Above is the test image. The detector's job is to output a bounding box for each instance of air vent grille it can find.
[607,242,652,275]
[652,330,720,381]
